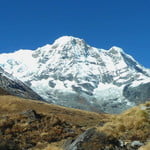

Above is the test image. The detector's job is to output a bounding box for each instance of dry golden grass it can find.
[0,95,109,127]
[138,142,150,150]
[0,95,110,149]
[1,94,149,149]
[31,143,62,150]
[97,102,150,141]
[43,145,63,150]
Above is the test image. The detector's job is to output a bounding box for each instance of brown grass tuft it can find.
[97,102,150,141]
[43,145,63,150]
[138,142,150,150]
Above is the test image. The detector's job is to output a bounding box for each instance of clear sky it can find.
[0,0,149,67]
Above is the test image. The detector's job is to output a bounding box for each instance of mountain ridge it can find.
[0,36,150,113]
[0,67,43,100]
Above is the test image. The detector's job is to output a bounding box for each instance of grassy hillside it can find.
[63,102,150,150]
[0,95,109,127]
[0,95,149,149]
[0,95,109,149]
[97,101,150,142]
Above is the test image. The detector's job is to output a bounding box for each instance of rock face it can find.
[0,67,43,100]
[123,82,150,104]
[21,109,42,121]
[0,36,150,113]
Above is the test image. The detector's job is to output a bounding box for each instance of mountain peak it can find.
[53,36,85,47]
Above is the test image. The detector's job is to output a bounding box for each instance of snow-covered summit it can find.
[53,36,85,46]
[0,36,150,113]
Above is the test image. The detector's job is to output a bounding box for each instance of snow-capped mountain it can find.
[0,67,43,100]
[0,36,150,113]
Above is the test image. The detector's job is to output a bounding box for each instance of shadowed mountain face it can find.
[0,67,43,100]
[0,36,150,113]
[0,87,9,95]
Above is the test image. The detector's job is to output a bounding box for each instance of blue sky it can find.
[0,0,150,67]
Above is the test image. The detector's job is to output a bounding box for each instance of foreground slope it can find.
[0,36,150,113]
[65,101,150,150]
[0,95,109,150]
[0,95,149,150]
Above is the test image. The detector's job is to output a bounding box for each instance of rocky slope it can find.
[0,36,150,113]
[0,67,43,100]
[65,102,150,150]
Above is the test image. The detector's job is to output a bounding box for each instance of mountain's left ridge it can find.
[0,67,44,100]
